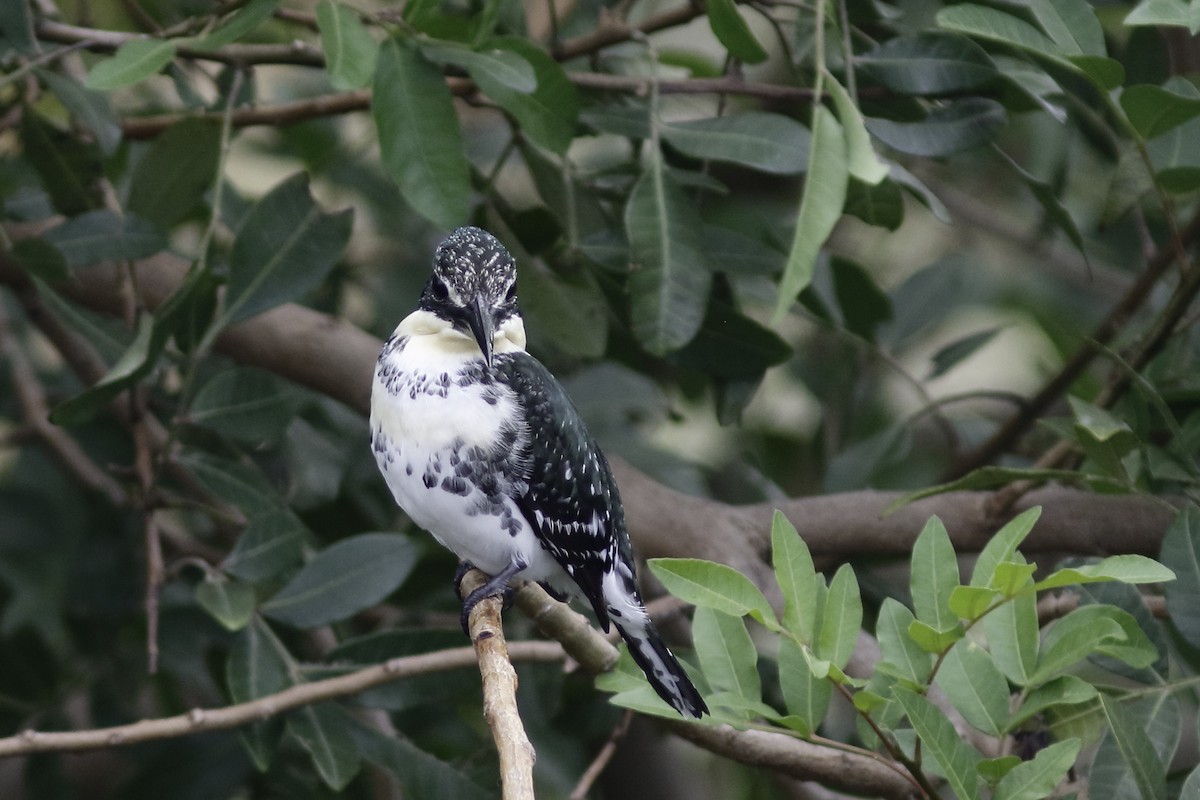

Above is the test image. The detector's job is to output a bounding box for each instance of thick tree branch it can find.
[0,245,1178,567]
[0,640,564,758]
[667,722,919,800]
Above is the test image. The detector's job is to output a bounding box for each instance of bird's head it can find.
[419,227,523,367]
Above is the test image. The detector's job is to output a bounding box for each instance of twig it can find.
[0,300,128,506]
[570,710,632,800]
[953,206,1200,477]
[460,569,537,800]
[0,640,565,758]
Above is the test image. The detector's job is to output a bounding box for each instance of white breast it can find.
[369,310,567,586]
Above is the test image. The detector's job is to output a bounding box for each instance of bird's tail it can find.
[613,616,708,718]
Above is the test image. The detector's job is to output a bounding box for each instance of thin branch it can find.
[953,206,1200,476]
[0,299,128,506]
[118,72,819,139]
[570,710,632,800]
[35,20,326,65]
[460,569,537,800]
[0,640,564,758]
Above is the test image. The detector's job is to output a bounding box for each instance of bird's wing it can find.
[495,352,629,630]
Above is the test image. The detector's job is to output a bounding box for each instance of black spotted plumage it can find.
[493,352,629,629]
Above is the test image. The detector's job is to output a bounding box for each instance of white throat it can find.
[393,308,527,359]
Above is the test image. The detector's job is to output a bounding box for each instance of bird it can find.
[369,226,708,719]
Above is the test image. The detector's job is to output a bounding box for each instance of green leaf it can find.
[705,0,767,63]
[857,33,997,95]
[844,177,904,230]
[21,109,102,215]
[288,702,362,790]
[1029,605,1125,685]
[979,756,1022,784]
[42,210,165,268]
[971,507,1041,588]
[777,637,830,734]
[937,3,1122,89]
[910,516,961,635]
[85,39,177,89]
[774,106,847,321]
[1026,0,1105,55]
[222,511,307,582]
[928,327,1001,379]
[37,70,122,156]
[196,577,256,631]
[1161,506,1200,649]
[262,533,420,628]
[189,0,279,49]
[127,119,221,230]
[316,0,378,90]
[190,367,301,444]
[218,173,353,327]
[1068,396,1134,444]
[475,36,579,155]
[374,36,471,229]
[816,564,861,669]
[661,112,810,175]
[866,97,1006,157]
[1007,675,1096,731]
[893,687,980,800]
[1098,695,1167,800]
[991,561,1037,596]
[672,299,792,380]
[350,718,495,800]
[1125,0,1200,32]
[227,616,293,703]
[625,161,711,355]
[937,5,1060,58]
[829,257,893,342]
[994,738,1080,800]
[875,598,932,685]
[179,452,285,515]
[649,558,779,629]
[983,575,1038,685]
[517,261,607,358]
[949,585,1000,620]
[0,0,36,53]
[770,511,818,640]
[693,607,761,708]
[936,639,1011,736]
[907,619,963,653]
[1123,83,1200,139]
[10,239,69,282]
[1032,556,1175,591]
[420,40,536,93]
[49,312,158,426]
[825,74,888,185]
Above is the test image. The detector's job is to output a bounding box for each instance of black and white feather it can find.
[370,226,708,718]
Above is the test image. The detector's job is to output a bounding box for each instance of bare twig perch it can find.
[459,569,537,800]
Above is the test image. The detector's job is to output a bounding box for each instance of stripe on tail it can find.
[614,618,708,718]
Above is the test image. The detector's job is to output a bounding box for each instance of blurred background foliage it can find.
[2,0,1200,797]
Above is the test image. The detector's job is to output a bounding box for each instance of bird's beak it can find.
[465,294,495,368]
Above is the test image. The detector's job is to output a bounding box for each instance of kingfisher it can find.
[369,226,707,718]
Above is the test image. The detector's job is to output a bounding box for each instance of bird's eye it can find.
[504,283,517,302]
[431,280,449,302]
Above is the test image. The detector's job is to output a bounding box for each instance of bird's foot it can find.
[456,557,527,636]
